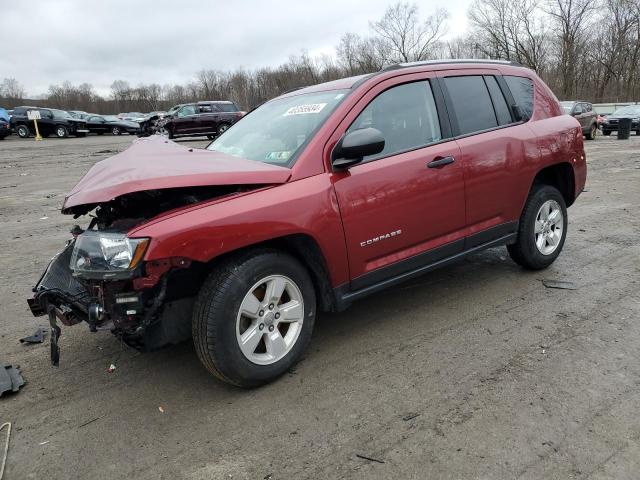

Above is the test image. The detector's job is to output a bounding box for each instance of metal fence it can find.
[592,102,640,114]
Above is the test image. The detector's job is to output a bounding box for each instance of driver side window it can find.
[178,105,196,117]
[347,80,441,162]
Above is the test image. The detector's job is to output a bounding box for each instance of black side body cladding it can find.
[334,222,518,311]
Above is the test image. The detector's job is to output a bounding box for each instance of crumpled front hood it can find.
[62,135,292,212]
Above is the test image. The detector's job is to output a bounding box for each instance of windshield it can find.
[52,109,73,119]
[612,105,640,116]
[207,89,348,165]
[560,102,574,113]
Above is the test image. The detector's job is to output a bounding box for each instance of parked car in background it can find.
[28,60,586,387]
[86,115,140,135]
[69,110,90,120]
[560,101,598,139]
[10,106,89,138]
[0,107,9,122]
[118,112,146,122]
[162,100,244,139]
[601,105,640,136]
[137,111,166,137]
[0,117,10,139]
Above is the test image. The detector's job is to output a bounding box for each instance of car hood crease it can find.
[62,135,292,211]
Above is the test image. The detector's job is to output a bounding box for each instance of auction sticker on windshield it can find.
[283,103,327,116]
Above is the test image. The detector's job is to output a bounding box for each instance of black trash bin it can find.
[617,117,632,139]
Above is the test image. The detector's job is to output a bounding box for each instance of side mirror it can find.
[331,127,385,170]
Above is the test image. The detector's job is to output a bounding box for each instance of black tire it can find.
[16,124,30,138]
[207,135,215,140]
[192,249,316,388]
[585,123,597,140]
[111,126,121,136]
[55,125,68,138]
[507,184,568,270]
[166,127,174,139]
[603,130,611,136]
[217,123,230,135]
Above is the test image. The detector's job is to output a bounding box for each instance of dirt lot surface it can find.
[1,133,639,479]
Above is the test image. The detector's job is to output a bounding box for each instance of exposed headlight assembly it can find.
[70,231,149,278]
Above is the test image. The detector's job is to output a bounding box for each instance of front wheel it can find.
[56,125,68,138]
[507,184,568,270]
[603,130,611,136]
[111,126,121,135]
[192,250,316,387]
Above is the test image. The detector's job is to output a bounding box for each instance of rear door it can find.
[38,109,54,135]
[331,73,466,289]
[438,70,539,244]
[195,103,217,134]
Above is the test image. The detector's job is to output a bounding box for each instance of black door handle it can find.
[427,156,455,168]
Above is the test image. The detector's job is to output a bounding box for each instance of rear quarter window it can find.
[217,103,239,112]
[505,76,534,120]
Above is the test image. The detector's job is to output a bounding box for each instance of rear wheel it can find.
[111,126,121,135]
[192,250,316,387]
[16,125,30,138]
[217,123,230,135]
[585,123,597,140]
[56,125,68,138]
[507,184,567,270]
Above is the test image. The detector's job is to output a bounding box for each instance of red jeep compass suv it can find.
[29,60,586,387]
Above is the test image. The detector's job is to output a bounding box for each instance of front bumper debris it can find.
[28,241,194,364]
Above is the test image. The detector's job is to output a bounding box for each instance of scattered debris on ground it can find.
[355,453,385,464]
[542,279,578,290]
[402,412,421,421]
[19,327,47,344]
[0,363,25,397]
[0,422,11,480]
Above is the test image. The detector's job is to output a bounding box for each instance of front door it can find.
[331,76,466,290]
[173,104,198,134]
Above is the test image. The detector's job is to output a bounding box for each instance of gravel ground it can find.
[0,133,639,480]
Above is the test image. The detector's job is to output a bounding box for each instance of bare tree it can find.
[371,2,449,62]
[545,0,597,98]
[0,78,26,100]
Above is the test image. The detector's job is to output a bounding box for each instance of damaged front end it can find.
[27,136,293,366]
[29,228,196,365]
[27,186,236,366]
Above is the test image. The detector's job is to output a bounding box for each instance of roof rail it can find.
[381,59,524,71]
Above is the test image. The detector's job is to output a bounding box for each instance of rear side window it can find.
[217,103,238,112]
[484,76,512,126]
[444,76,498,135]
[348,80,442,161]
[198,104,213,113]
[505,76,534,120]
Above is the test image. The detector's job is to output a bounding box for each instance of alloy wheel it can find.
[235,275,304,365]
[534,199,563,255]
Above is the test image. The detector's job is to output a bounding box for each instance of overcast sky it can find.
[0,0,472,97]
